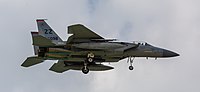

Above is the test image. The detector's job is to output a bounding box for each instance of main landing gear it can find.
[82,62,89,74]
[81,52,95,74]
[127,57,134,70]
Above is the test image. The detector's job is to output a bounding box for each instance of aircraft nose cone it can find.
[163,49,179,57]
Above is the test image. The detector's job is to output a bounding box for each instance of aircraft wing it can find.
[67,24,104,43]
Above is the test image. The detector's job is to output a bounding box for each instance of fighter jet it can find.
[21,19,179,74]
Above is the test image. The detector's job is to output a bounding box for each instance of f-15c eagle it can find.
[21,19,179,74]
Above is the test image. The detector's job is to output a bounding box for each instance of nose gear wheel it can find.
[129,66,134,70]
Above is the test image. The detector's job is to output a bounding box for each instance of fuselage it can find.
[44,41,179,63]
[72,41,179,57]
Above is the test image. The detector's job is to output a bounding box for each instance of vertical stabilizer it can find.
[36,19,63,43]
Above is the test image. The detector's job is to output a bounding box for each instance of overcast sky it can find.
[0,0,200,92]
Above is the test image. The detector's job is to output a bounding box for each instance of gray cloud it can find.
[0,0,200,92]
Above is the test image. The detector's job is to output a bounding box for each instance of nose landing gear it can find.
[127,57,135,70]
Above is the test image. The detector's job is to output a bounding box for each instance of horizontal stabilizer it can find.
[32,35,56,47]
[21,56,45,67]
[49,61,70,73]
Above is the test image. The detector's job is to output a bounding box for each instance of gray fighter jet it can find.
[21,19,179,74]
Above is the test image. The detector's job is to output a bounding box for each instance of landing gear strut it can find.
[127,57,134,70]
[81,52,95,74]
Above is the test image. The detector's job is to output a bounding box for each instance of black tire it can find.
[82,67,89,74]
[129,66,134,70]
